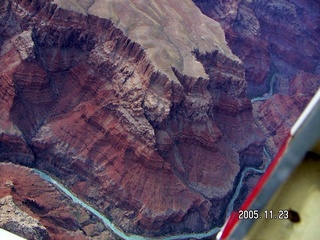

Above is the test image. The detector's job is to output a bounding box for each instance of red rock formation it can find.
[194,0,320,97]
[0,0,265,237]
[194,0,320,156]
[0,163,117,239]
[254,72,320,155]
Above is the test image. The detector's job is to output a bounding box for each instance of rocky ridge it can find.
[194,0,320,155]
[54,0,241,81]
[0,0,272,238]
[254,72,320,155]
[0,195,48,240]
[0,163,118,239]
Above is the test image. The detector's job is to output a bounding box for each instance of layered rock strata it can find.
[0,0,264,237]
[194,0,320,155]
[253,72,320,155]
[0,163,117,239]
[0,195,48,240]
[194,0,320,97]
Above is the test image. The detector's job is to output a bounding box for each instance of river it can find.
[32,83,274,240]
[251,75,276,103]
[32,147,271,240]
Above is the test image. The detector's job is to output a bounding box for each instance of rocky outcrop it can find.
[0,195,48,240]
[194,50,265,168]
[253,72,320,155]
[0,0,265,237]
[55,0,241,82]
[194,0,320,97]
[194,0,320,156]
[0,163,117,239]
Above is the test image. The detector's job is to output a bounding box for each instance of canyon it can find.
[194,0,320,155]
[0,0,319,239]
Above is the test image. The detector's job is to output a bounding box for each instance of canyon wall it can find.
[0,0,266,237]
[0,163,118,239]
[3,0,319,238]
[194,0,320,155]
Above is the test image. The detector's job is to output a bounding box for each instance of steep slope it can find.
[54,0,240,81]
[254,72,320,155]
[0,0,264,237]
[194,0,320,155]
[0,163,118,239]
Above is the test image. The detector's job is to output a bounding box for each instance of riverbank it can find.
[28,80,277,240]
[32,146,272,240]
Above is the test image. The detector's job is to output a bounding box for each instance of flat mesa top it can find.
[54,0,241,81]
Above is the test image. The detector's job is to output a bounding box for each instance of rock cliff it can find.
[253,72,320,155]
[0,0,320,239]
[0,163,118,239]
[194,0,320,155]
[194,0,320,95]
[0,195,48,240]
[2,0,317,238]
